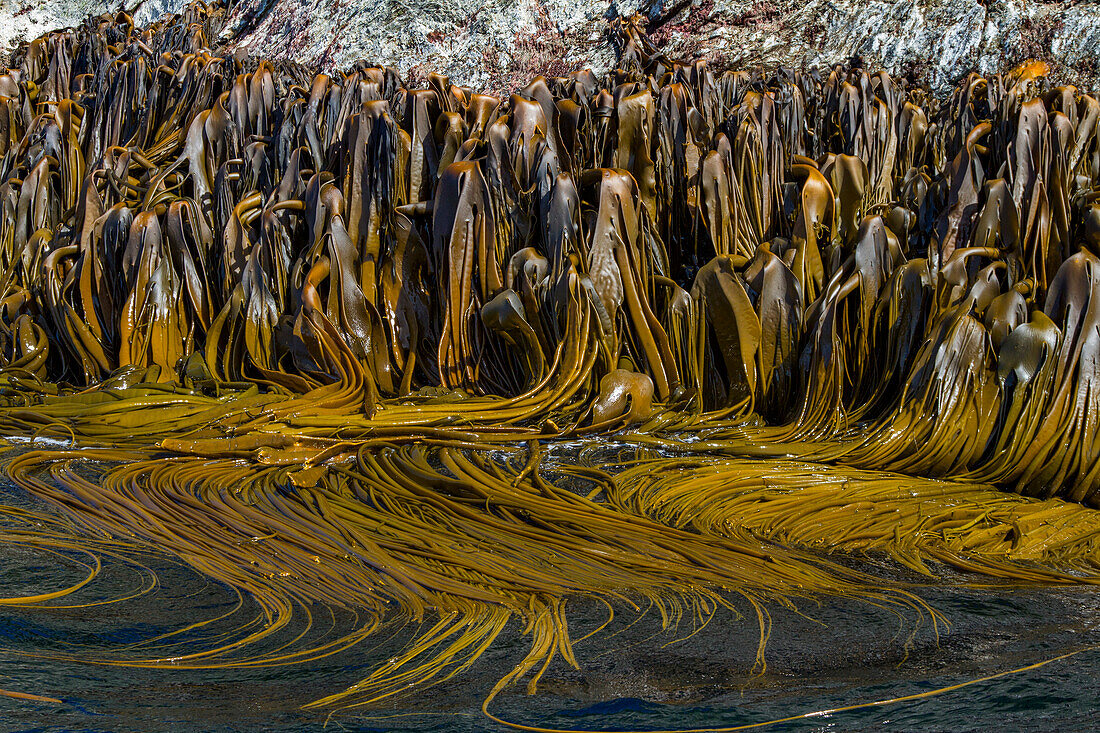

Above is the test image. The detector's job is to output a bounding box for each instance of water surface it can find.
[0,475,1097,733]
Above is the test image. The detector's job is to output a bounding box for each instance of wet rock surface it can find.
[1,0,1096,94]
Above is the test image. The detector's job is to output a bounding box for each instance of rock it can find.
[2,0,1098,95]
[1,1,115,57]
[220,0,621,94]
[0,0,191,62]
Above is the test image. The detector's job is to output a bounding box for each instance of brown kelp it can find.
[3,1,1100,724]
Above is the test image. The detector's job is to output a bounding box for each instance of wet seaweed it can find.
[1,2,1100,726]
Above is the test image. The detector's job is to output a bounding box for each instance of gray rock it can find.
[1,0,118,55]
[2,0,1097,95]
[0,0,192,60]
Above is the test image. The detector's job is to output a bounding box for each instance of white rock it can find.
[2,0,1097,95]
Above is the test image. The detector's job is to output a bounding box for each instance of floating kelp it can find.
[3,1,1100,726]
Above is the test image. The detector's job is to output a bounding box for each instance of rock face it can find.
[0,0,187,56]
[2,0,1098,94]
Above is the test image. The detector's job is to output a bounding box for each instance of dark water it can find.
[0,479,1098,733]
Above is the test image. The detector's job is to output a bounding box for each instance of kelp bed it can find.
[2,1,1100,728]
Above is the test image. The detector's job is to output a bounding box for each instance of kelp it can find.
[3,1,1100,727]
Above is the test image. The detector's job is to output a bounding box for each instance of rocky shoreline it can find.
[3,1,1098,96]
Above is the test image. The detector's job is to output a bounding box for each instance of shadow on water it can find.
[0,478,1098,733]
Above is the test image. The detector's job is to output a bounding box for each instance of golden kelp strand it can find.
[604,451,1100,583]
[4,443,941,705]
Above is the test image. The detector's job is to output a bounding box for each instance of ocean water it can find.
[0,478,1097,733]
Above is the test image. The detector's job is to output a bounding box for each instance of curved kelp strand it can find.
[4,445,936,705]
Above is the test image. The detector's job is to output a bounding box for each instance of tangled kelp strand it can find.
[2,1,1100,726]
[7,437,1100,707]
[6,444,944,707]
[606,452,1100,583]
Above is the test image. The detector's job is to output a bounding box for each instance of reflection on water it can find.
[0,479,1098,733]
